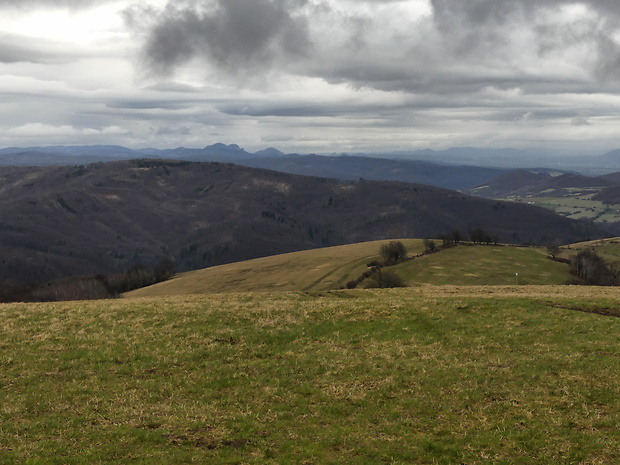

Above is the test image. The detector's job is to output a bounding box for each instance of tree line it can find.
[0,259,174,303]
[349,232,620,290]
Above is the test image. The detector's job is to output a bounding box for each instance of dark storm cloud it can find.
[125,0,312,78]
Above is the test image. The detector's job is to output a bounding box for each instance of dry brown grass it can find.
[409,283,620,299]
[125,239,425,297]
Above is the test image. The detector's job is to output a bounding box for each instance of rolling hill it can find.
[126,239,426,297]
[0,159,606,286]
[125,239,578,297]
[126,241,579,298]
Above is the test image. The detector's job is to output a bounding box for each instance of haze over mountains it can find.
[4,143,620,174]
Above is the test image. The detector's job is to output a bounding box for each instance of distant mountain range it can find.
[3,143,620,174]
[0,159,604,286]
[0,143,510,191]
[239,155,506,191]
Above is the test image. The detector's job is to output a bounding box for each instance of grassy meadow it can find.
[126,239,577,297]
[128,242,574,298]
[392,245,574,286]
[126,239,426,297]
[1,287,620,464]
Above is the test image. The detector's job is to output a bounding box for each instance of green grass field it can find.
[128,242,576,297]
[1,287,619,464]
[391,245,574,286]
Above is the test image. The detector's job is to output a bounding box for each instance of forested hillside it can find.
[0,159,605,285]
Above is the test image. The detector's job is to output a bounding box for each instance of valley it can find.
[0,158,602,290]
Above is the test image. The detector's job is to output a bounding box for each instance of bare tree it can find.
[423,238,437,253]
[380,241,408,264]
[546,242,561,259]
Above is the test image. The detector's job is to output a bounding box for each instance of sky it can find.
[1,0,620,155]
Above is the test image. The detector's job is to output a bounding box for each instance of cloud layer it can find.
[2,0,620,154]
[129,0,620,92]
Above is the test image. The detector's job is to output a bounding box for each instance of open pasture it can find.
[126,239,425,297]
[128,243,577,297]
[1,286,619,464]
[391,245,573,286]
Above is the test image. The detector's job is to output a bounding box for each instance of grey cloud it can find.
[593,30,620,81]
[155,126,192,136]
[107,99,196,111]
[145,82,205,93]
[124,0,620,125]
[430,0,517,52]
[217,101,397,118]
[0,41,48,64]
[126,0,312,79]
[430,0,620,28]
[0,0,115,8]
[106,94,226,111]
[572,116,592,126]
[430,0,620,81]
[0,35,75,64]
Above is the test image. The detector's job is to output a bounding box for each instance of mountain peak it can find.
[253,147,286,157]
[204,143,245,152]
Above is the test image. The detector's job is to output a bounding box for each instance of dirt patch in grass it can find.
[542,302,620,318]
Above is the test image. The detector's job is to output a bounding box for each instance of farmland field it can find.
[526,196,620,223]
[1,286,619,464]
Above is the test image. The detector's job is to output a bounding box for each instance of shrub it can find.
[364,269,406,289]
